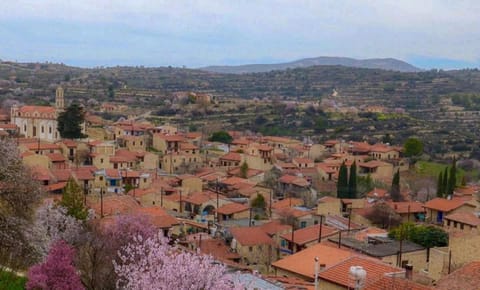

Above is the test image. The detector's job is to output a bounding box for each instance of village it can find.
[1,86,479,289]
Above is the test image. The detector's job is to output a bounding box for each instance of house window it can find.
[140,141,143,146]
[100,158,104,164]
[24,124,27,132]
[249,247,253,252]
[300,221,307,228]
[49,126,52,133]
[281,240,287,247]
[460,223,464,230]
[143,178,147,183]
[41,126,44,133]
[99,176,104,181]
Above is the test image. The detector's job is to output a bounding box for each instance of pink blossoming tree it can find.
[26,240,84,290]
[114,232,241,290]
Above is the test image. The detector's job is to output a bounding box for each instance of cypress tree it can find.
[337,162,349,198]
[436,172,443,197]
[348,161,357,198]
[442,167,449,196]
[447,157,457,196]
[391,169,401,202]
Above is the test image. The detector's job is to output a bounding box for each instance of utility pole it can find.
[314,257,319,290]
[100,187,104,218]
[160,187,164,207]
[269,188,273,218]
[317,215,324,243]
[216,178,220,224]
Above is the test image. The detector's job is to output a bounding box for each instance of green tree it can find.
[391,169,402,202]
[436,172,444,197]
[447,156,457,196]
[57,103,86,139]
[208,131,233,144]
[251,194,266,209]
[382,134,393,144]
[59,178,88,221]
[337,162,349,198]
[240,161,249,178]
[443,167,449,196]
[403,137,423,157]
[348,161,357,198]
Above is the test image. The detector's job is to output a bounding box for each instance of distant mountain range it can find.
[199,56,422,74]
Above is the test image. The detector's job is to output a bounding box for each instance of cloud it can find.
[0,0,479,68]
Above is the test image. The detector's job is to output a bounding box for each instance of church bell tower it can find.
[55,86,65,111]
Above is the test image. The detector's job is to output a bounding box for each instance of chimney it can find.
[319,263,326,271]
[405,264,413,280]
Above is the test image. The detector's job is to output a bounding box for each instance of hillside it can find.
[200,56,422,74]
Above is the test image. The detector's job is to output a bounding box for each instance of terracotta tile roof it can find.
[162,134,185,142]
[387,201,425,214]
[88,195,141,217]
[179,142,198,150]
[220,152,242,162]
[229,227,274,246]
[45,182,67,192]
[454,186,478,196]
[365,276,432,290]
[423,198,469,212]
[369,144,399,153]
[0,123,17,129]
[278,174,310,187]
[72,168,95,180]
[445,212,480,226]
[256,144,273,151]
[24,142,60,151]
[435,261,480,290]
[51,169,72,182]
[325,215,365,231]
[220,176,252,186]
[272,243,353,279]
[19,105,55,115]
[275,207,313,219]
[185,132,202,139]
[216,202,249,215]
[271,198,304,210]
[59,139,78,148]
[231,138,250,146]
[258,220,292,235]
[120,170,141,178]
[183,191,213,205]
[281,224,338,245]
[196,238,241,262]
[104,169,121,178]
[46,153,66,162]
[318,256,404,288]
[134,206,179,228]
[317,163,337,174]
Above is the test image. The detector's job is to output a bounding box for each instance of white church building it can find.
[11,87,65,142]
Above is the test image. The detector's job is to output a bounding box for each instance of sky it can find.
[0,0,479,70]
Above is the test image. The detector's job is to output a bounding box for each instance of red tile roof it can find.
[46,153,66,162]
[134,206,179,228]
[365,276,432,290]
[278,174,310,187]
[318,256,404,288]
[229,227,274,246]
[435,261,480,290]
[271,198,304,210]
[216,202,249,215]
[220,152,242,162]
[19,105,56,115]
[444,212,480,226]
[87,195,140,217]
[281,224,338,245]
[387,201,425,214]
[367,188,389,198]
[423,198,469,212]
[258,220,292,236]
[273,243,354,279]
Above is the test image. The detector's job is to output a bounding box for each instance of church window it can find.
[24,125,26,132]
[49,127,52,134]
[41,126,44,133]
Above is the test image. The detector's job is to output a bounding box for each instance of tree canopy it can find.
[208,131,233,144]
[57,103,86,139]
[403,137,424,157]
[389,222,448,248]
[59,178,88,221]
[337,162,349,198]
